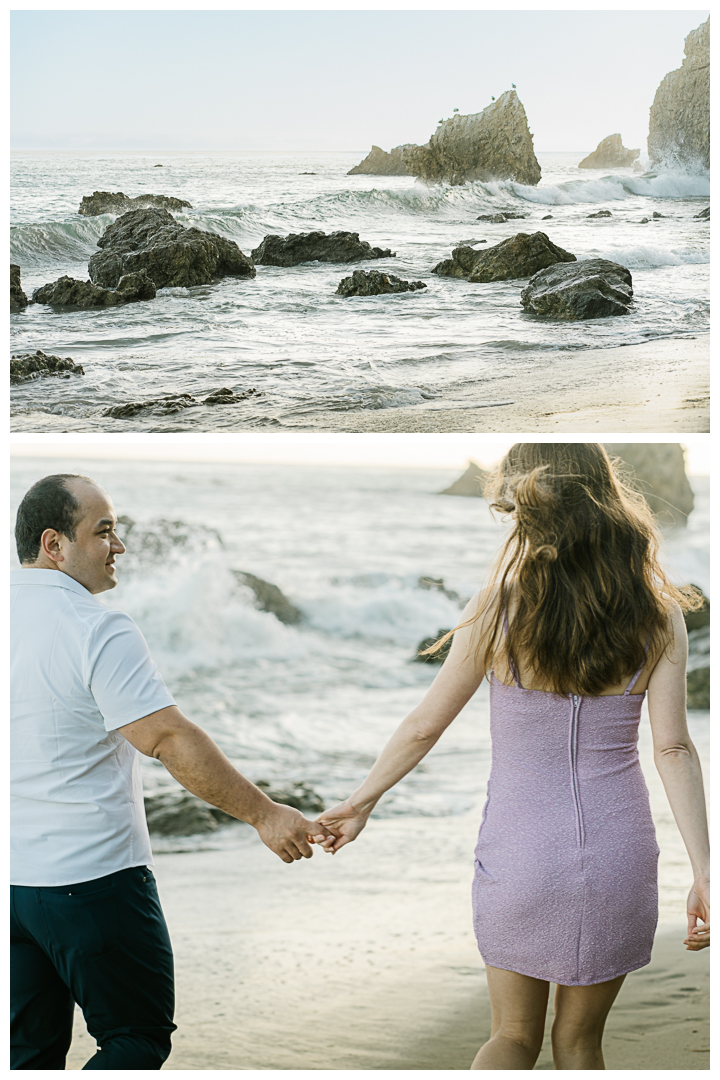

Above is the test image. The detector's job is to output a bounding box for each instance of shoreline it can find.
[15,335,709,434]
[65,812,709,1070]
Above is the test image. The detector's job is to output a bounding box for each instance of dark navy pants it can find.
[10,866,176,1070]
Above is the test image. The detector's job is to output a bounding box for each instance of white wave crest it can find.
[578,244,710,269]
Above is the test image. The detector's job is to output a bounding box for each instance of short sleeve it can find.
[86,610,176,731]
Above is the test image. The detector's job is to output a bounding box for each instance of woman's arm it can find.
[647,601,710,949]
[317,594,488,851]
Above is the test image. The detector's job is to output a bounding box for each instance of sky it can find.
[9,436,710,475]
[10,8,708,154]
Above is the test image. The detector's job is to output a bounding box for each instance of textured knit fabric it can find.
[472,660,659,986]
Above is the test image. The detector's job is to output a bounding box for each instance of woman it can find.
[316,443,710,1070]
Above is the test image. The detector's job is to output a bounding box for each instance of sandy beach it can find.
[276,335,709,434]
[65,811,709,1070]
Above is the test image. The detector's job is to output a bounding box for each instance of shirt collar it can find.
[10,568,99,602]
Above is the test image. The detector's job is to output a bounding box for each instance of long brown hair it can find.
[431,443,701,696]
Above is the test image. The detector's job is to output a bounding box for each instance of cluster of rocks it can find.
[144,780,324,837]
[337,270,426,297]
[103,387,257,418]
[578,134,640,169]
[79,191,193,216]
[648,17,709,171]
[11,350,85,383]
[33,270,156,309]
[348,90,541,187]
[251,230,394,267]
[433,231,576,283]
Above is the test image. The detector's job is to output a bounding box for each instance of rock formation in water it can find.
[103,387,257,419]
[433,232,576,283]
[231,570,303,625]
[476,211,528,222]
[11,350,85,383]
[251,231,394,267]
[440,460,489,497]
[336,270,427,297]
[520,259,633,319]
[143,779,324,836]
[79,191,193,216]
[89,209,255,289]
[10,265,29,311]
[695,206,710,220]
[347,145,412,176]
[587,210,613,218]
[33,270,157,309]
[647,17,709,171]
[402,91,541,186]
[578,134,640,169]
[604,443,694,525]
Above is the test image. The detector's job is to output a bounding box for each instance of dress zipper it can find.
[570,694,585,848]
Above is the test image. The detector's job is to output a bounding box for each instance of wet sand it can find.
[65,811,709,1070]
[280,335,709,434]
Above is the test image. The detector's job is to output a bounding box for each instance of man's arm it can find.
[119,705,328,863]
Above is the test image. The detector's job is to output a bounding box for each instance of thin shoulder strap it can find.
[502,607,522,689]
[624,634,652,695]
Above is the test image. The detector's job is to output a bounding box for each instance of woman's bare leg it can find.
[471,965,550,1070]
[551,975,626,1070]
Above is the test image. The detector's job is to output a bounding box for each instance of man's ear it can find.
[40,528,65,565]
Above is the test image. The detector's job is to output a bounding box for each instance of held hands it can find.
[684,875,710,950]
[313,798,372,853]
[255,801,336,864]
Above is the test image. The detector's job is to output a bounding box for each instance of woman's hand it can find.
[684,875,710,950]
[311,799,372,853]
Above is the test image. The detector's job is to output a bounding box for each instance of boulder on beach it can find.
[10,264,29,311]
[103,387,257,419]
[11,350,85,384]
[347,145,412,176]
[578,134,640,169]
[433,232,576,283]
[232,570,303,625]
[88,208,255,289]
[336,269,427,297]
[476,211,528,222]
[251,231,394,267]
[648,17,709,171]
[79,191,193,216]
[604,443,694,525]
[520,259,633,319]
[32,270,157,309]
[403,90,541,186]
[439,460,489,497]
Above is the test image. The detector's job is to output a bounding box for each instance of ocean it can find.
[9,457,710,924]
[10,151,710,432]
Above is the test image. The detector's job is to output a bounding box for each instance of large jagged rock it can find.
[604,444,694,525]
[231,570,303,625]
[578,134,640,169]
[32,270,156,309]
[337,270,426,297]
[402,91,541,187]
[251,231,394,267]
[103,387,257,419]
[439,460,489,497]
[648,18,709,171]
[347,145,412,176]
[433,232,575,283]
[10,350,85,384]
[520,259,633,319]
[89,208,255,289]
[10,264,28,311]
[79,191,193,216]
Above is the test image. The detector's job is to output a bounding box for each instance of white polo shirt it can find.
[10,568,176,886]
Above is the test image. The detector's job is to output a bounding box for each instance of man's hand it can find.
[313,798,371,853]
[255,802,334,864]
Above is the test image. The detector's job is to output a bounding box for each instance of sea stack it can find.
[347,145,412,176]
[402,90,541,186]
[647,17,709,171]
[578,134,640,169]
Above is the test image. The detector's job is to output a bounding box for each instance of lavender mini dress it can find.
[472,650,659,986]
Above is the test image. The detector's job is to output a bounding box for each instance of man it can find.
[10,473,329,1070]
